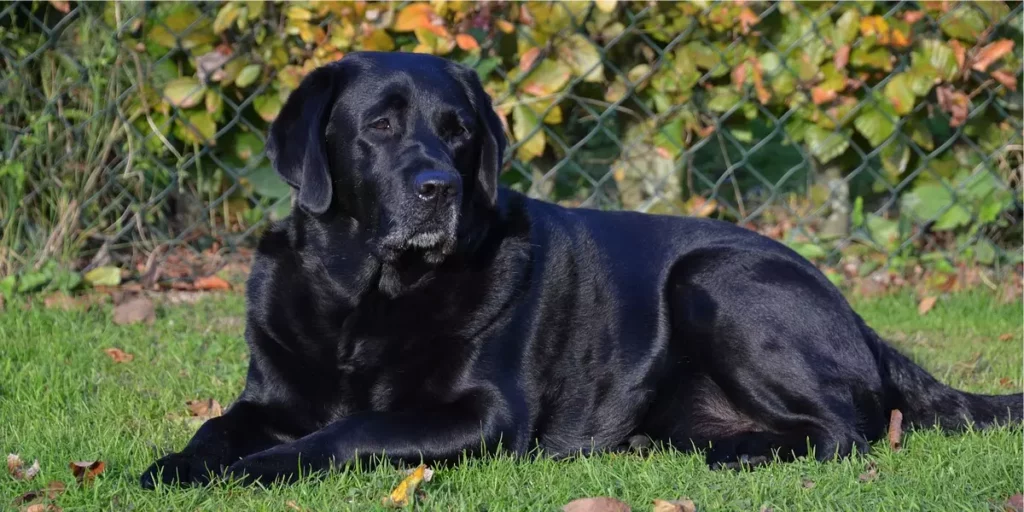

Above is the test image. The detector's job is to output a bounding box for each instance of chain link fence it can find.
[1,1,1021,285]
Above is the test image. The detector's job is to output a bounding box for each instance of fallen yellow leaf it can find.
[917,296,937,316]
[382,464,431,508]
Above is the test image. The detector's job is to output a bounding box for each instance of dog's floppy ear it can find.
[454,65,506,206]
[266,64,342,215]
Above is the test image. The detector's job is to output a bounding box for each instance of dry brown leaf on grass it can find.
[42,293,93,312]
[103,347,134,363]
[23,503,62,512]
[193,275,231,291]
[286,501,303,511]
[112,296,155,325]
[653,498,696,512]
[186,399,223,419]
[69,461,104,486]
[12,481,65,509]
[999,333,1015,342]
[801,478,815,489]
[917,296,937,316]
[7,454,41,481]
[857,461,878,483]
[888,409,903,451]
[383,464,432,508]
[1005,493,1024,512]
[562,497,631,512]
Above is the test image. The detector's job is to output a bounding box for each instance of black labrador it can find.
[141,51,1022,488]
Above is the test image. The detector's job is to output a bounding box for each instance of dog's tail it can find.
[865,322,1022,430]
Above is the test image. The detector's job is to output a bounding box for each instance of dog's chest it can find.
[329,321,476,412]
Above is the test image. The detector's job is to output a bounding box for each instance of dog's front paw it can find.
[223,446,321,487]
[140,452,222,489]
[223,455,293,487]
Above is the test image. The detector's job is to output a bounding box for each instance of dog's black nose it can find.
[413,170,458,202]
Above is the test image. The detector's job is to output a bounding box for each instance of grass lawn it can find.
[1,290,1021,511]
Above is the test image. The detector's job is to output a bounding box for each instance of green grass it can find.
[1,290,1021,511]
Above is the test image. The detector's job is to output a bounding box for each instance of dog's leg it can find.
[223,389,520,485]
[140,401,284,488]
[667,250,885,469]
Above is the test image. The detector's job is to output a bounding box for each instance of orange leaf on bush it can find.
[519,47,541,72]
[991,70,1018,91]
[393,3,435,32]
[455,34,479,51]
[811,87,838,105]
[971,39,1014,72]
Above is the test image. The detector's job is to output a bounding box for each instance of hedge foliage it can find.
[1,1,1021,277]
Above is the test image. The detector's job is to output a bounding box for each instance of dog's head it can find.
[266,51,505,266]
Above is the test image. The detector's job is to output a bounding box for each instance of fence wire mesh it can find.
[1,1,1021,285]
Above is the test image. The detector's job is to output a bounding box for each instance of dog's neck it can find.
[288,205,498,302]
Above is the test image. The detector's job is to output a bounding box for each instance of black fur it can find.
[140,52,1022,488]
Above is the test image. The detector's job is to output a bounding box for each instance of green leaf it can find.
[906,118,935,151]
[788,241,828,261]
[933,204,972,231]
[805,125,851,163]
[521,59,571,96]
[271,197,292,221]
[84,266,121,287]
[474,57,501,80]
[880,141,910,179]
[178,111,217,145]
[978,197,1006,224]
[235,132,264,162]
[834,9,860,45]
[915,39,959,83]
[974,239,997,265]
[939,5,986,43]
[148,5,216,50]
[884,73,916,115]
[254,94,282,122]
[213,2,241,34]
[557,34,603,83]
[852,196,865,228]
[17,271,51,293]
[853,103,896,146]
[731,127,753,144]
[653,119,685,159]
[866,213,899,250]
[850,46,892,71]
[706,87,740,113]
[163,78,206,109]
[0,275,15,296]
[976,2,1010,24]
[235,64,262,88]
[902,181,970,230]
[45,268,82,292]
[681,42,723,74]
[513,104,545,162]
[245,160,291,199]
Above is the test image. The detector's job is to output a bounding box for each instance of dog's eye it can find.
[370,118,391,131]
[447,124,467,140]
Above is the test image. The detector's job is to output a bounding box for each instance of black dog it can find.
[141,51,1022,488]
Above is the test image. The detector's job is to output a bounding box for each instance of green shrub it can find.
[1,0,1021,278]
